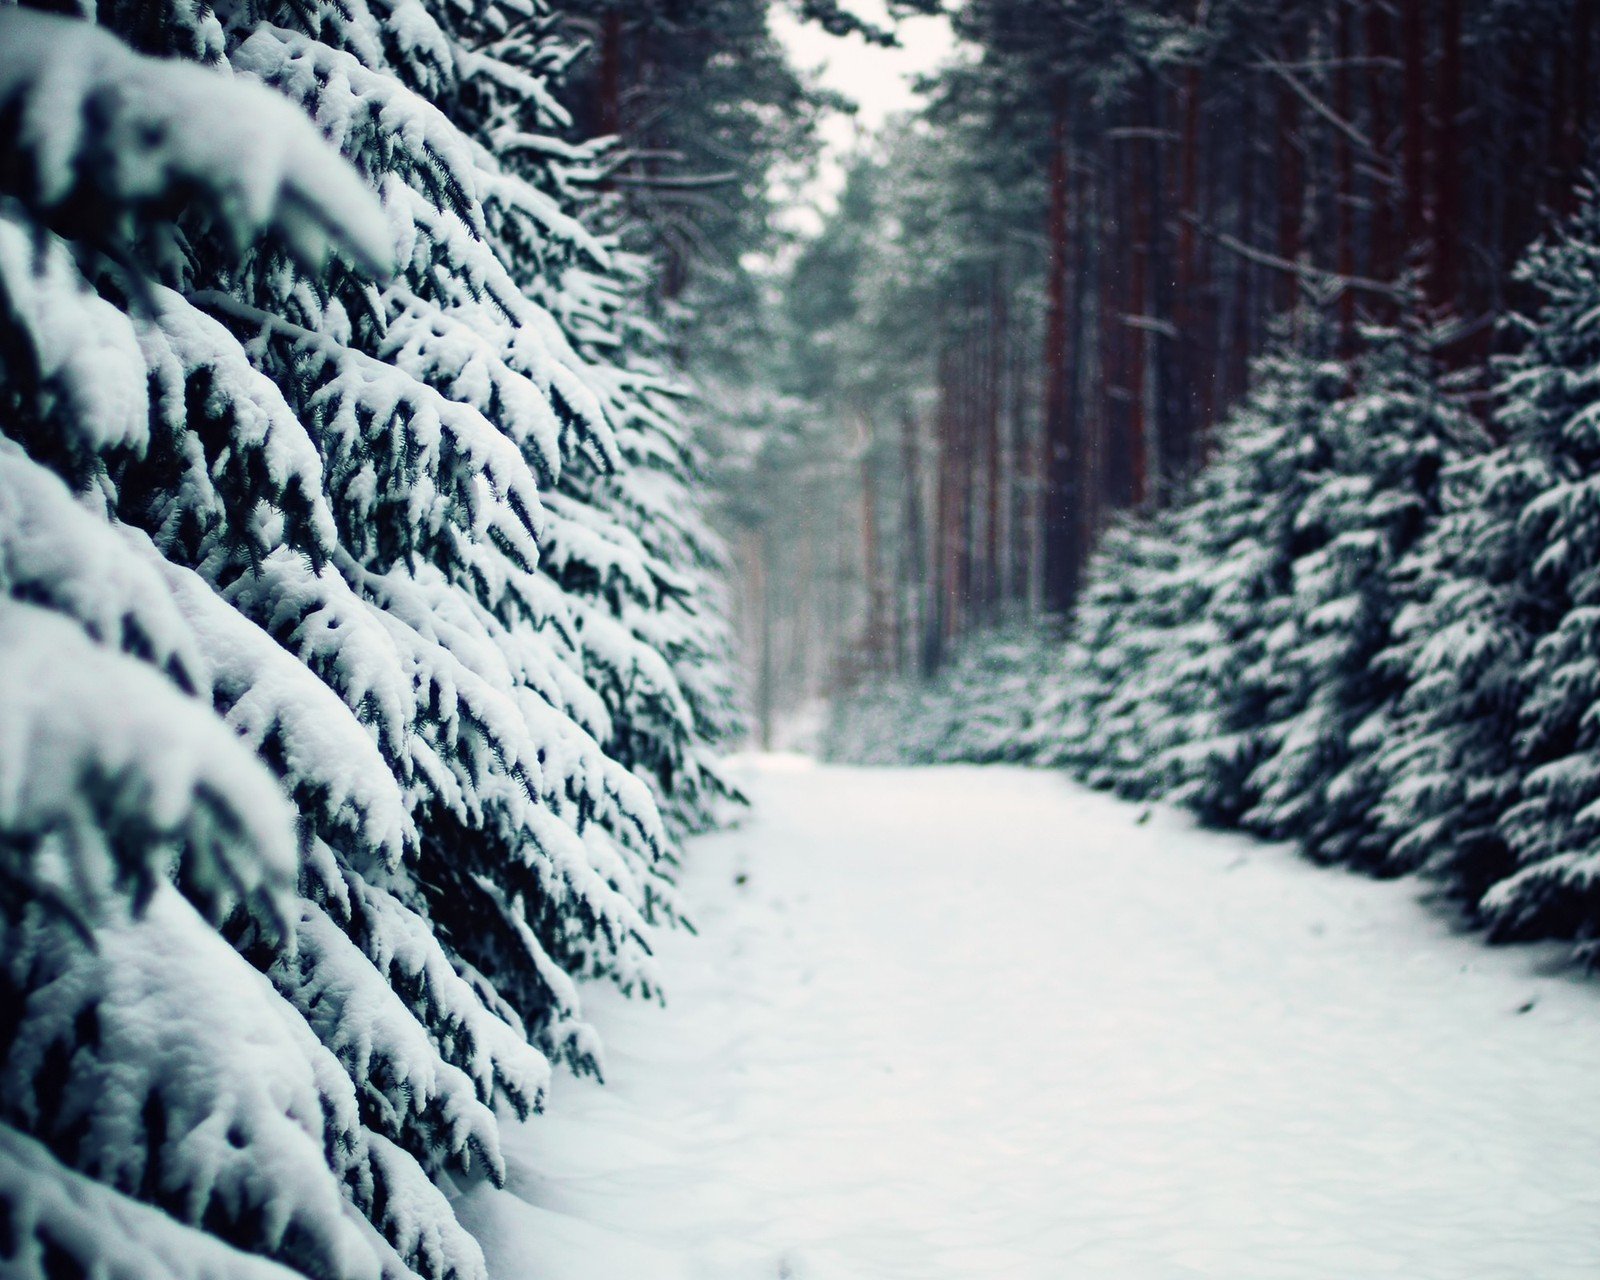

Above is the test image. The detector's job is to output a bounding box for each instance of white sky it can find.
[768,1,957,233]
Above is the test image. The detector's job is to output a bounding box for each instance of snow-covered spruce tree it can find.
[1094,509,1218,802]
[923,624,1057,764]
[1029,520,1152,778]
[1135,335,1350,827]
[1242,324,1467,867]
[544,336,746,837]
[456,47,743,837]
[1027,511,1204,799]
[1457,181,1600,946]
[0,16,417,1277]
[1128,465,1269,811]
[824,673,931,765]
[1371,439,1533,903]
[827,621,1055,765]
[1024,340,1339,818]
[0,3,731,1278]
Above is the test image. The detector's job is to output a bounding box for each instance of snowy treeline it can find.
[734,0,1600,744]
[832,186,1600,955]
[0,1,740,1276]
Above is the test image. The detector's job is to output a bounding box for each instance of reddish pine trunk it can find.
[954,323,973,624]
[1232,90,1259,402]
[1069,140,1096,576]
[1041,93,1080,614]
[983,268,1006,616]
[1126,108,1151,508]
[1364,0,1399,321]
[598,11,623,140]
[1434,0,1462,310]
[1101,131,1134,511]
[858,417,887,673]
[1578,1,1595,159]
[1174,57,1205,461]
[931,347,953,662]
[937,338,972,649]
[900,410,934,677]
[1274,47,1303,316]
[1401,0,1428,265]
[1553,1,1593,216]
[1335,4,1357,348]
[1176,68,1200,303]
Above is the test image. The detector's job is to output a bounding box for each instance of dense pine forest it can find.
[760,0,1600,682]
[730,0,1600,956]
[7,0,1600,1275]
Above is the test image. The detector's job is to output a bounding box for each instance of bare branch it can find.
[1105,127,1181,144]
[1257,56,1391,174]
[1185,215,1405,303]
[608,170,740,190]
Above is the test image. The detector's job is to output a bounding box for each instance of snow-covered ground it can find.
[457,760,1600,1279]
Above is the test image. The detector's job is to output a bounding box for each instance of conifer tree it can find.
[513,189,744,837]
[1030,513,1192,794]
[1465,183,1600,944]
[0,2,740,1277]
[1157,338,1350,827]
[1026,335,1364,820]
[1370,450,1533,901]
[834,622,1053,765]
[1371,187,1600,941]
[1243,325,1465,866]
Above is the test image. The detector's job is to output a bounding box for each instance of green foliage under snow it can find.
[833,200,1600,957]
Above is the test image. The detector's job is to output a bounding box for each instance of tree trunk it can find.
[857,414,888,674]
[899,408,934,677]
[984,264,1007,617]
[1128,94,1153,506]
[1434,0,1462,311]
[1335,2,1357,348]
[598,10,624,140]
[1173,49,1204,466]
[1275,37,1304,317]
[744,528,774,750]
[1401,0,1429,270]
[1229,87,1259,404]
[1041,90,1081,614]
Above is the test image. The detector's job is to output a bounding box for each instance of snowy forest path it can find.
[459,761,1600,1279]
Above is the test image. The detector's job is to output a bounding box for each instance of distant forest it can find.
[728,0,1600,723]
[787,1,1600,958]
